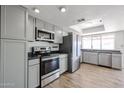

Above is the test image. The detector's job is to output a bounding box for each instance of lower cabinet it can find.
[28,59,40,88]
[112,54,122,69]
[83,52,98,65]
[0,39,27,88]
[82,51,122,69]
[59,54,68,74]
[83,52,90,62]
[98,53,112,67]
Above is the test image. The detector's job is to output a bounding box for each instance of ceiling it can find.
[24,5,124,33]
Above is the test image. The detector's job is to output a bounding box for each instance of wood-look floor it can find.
[45,63,124,88]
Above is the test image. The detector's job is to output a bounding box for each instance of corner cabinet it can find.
[54,26,63,44]
[27,15,35,41]
[0,6,27,40]
[0,39,27,88]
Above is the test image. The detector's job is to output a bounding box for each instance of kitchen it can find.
[0,5,124,88]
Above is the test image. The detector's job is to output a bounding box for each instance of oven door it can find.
[41,57,59,76]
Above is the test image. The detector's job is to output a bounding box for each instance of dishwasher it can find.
[98,53,112,67]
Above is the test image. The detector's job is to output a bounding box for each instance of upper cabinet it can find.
[54,26,63,44]
[27,15,35,41]
[0,6,27,40]
[44,21,54,31]
[35,18,45,30]
[35,18,64,43]
[36,18,54,31]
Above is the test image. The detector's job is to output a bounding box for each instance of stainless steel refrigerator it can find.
[60,32,81,73]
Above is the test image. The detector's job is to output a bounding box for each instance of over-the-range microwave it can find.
[35,27,55,42]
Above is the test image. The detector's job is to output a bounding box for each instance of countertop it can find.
[81,49,121,54]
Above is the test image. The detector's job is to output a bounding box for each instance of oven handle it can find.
[42,57,59,61]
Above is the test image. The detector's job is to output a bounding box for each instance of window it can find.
[82,36,91,49]
[101,34,115,50]
[82,33,115,50]
[92,35,101,49]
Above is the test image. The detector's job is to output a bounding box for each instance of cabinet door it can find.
[28,64,40,88]
[27,15,35,41]
[0,40,4,88]
[83,52,90,62]
[35,18,44,30]
[112,54,122,69]
[98,53,112,67]
[1,39,26,88]
[54,26,63,44]
[89,52,98,65]
[59,57,68,74]
[44,22,54,31]
[1,6,27,40]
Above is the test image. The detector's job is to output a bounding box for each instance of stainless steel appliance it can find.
[41,56,60,87]
[60,32,81,73]
[35,27,55,42]
[31,46,60,87]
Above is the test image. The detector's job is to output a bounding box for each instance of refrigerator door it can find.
[60,32,81,73]
[71,34,81,72]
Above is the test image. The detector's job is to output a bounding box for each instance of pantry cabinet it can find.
[0,39,27,88]
[0,5,27,40]
[27,15,35,41]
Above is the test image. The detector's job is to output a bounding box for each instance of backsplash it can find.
[27,41,59,52]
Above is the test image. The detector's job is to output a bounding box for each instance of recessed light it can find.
[59,7,66,13]
[33,8,40,13]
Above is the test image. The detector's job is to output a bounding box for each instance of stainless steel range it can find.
[31,46,60,87]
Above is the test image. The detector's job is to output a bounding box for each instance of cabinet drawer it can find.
[28,59,40,66]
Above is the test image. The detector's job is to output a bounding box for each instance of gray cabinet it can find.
[59,54,68,74]
[112,54,122,69]
[0,6,27,40]
[27,15,35,41]
[83,52,90,62]
[35,18,54,31]
[28,59,40,88]
[54,26,63,44]
[83,52,98,65]
[44,22,54,31]
[98,53,112,67]
[35,18,45,30]
[0,39,27,88]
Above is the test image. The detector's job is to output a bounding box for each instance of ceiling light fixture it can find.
[59,7,66,13]
[33,8,40,13]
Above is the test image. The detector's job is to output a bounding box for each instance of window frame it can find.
[82,33,115,50]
